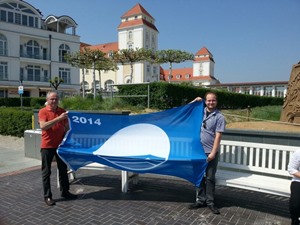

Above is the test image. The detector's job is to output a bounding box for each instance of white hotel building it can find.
[0,0,80,98]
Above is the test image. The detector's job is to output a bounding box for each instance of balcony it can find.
[20,52,49,60]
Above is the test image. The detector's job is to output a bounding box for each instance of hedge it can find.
[117,82,283,110]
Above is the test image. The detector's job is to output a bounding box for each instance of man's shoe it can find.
[61,191,78,199]
[188,202,206,209]
[44,197,56,206]
[208,205,220,214]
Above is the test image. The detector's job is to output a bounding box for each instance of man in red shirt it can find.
[39,91,77,206]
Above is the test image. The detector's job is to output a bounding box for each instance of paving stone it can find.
[0,168,291,225]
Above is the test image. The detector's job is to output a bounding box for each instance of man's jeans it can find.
[41,148,69,198]
[196,153,219,206]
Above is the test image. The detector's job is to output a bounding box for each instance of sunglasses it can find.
[203,121,207,129]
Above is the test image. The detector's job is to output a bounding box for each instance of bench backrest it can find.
[219,140,299,177]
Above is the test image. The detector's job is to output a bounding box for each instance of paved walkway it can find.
[0,137,292,225]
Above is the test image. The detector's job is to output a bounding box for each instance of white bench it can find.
[65,163,134,193]
[216,140,299,197]
[59,140,299,196]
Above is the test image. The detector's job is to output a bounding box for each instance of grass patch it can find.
[61,96,157,114]
[222,105,282,123]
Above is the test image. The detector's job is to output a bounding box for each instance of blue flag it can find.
[58,101,207,186]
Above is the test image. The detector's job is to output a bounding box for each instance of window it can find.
[176,74,181,79]
[26,40,39,59]
[253,86,261,96]
[108,51,113,58]
[0,62,8,80]
[264,86,273,97]
[22,14,27,25]
[185,74,190,79]
[8,11,13,23]
[244,87,251,95]
[15,12,21,24]
[153,66,157,75]
[59,44,70,62]
[0,34,7,56]
[146,65,150,73]
[27,65,41,81]
[0,2,38,27]
[43,70,48,82]
[151,34,156,47]
[28,16,34,27]
[231,87,242,93]
[0,90,7,98]
[0,10,6,21]
[59,68,71,84]
[105,80,114,91]
[128,31,133,41]
[275,86,285,98]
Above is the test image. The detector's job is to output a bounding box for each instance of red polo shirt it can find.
[38,106,68,148]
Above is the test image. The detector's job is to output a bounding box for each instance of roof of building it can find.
[121,3,154,19]
[118,19,158,32]
[118,3,158,32]
[194,47,215,63]
[85,42,119,53]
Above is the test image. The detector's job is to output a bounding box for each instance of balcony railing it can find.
[20,52,49,60]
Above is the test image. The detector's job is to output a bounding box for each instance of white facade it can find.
[0,0,80,98]
[209,82,288,98]
[193,61,213,77]
[82,4,160,92]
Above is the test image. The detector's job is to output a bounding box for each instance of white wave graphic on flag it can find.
[93,123,170,170]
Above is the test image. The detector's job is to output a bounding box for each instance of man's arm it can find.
[288,150,300,179]
[207,132,222,162]
[39,112,68,131]
[189,97,202,104]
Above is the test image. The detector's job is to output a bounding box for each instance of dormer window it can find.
[185,74,191,78]
[176,74,181,79]
[0,2,39,28]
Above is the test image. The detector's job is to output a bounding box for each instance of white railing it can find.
[216,140,299,196]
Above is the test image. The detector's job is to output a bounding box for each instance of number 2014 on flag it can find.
[71,116,101,126]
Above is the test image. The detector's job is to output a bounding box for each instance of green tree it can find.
[112,48,153,83]
[65,50,91,98]
[155,49,194,83]
[70,48,109,99]
[94,55,118,92]
[49,76,63,90]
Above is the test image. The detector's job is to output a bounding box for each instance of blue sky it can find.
[27,0,300,83]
